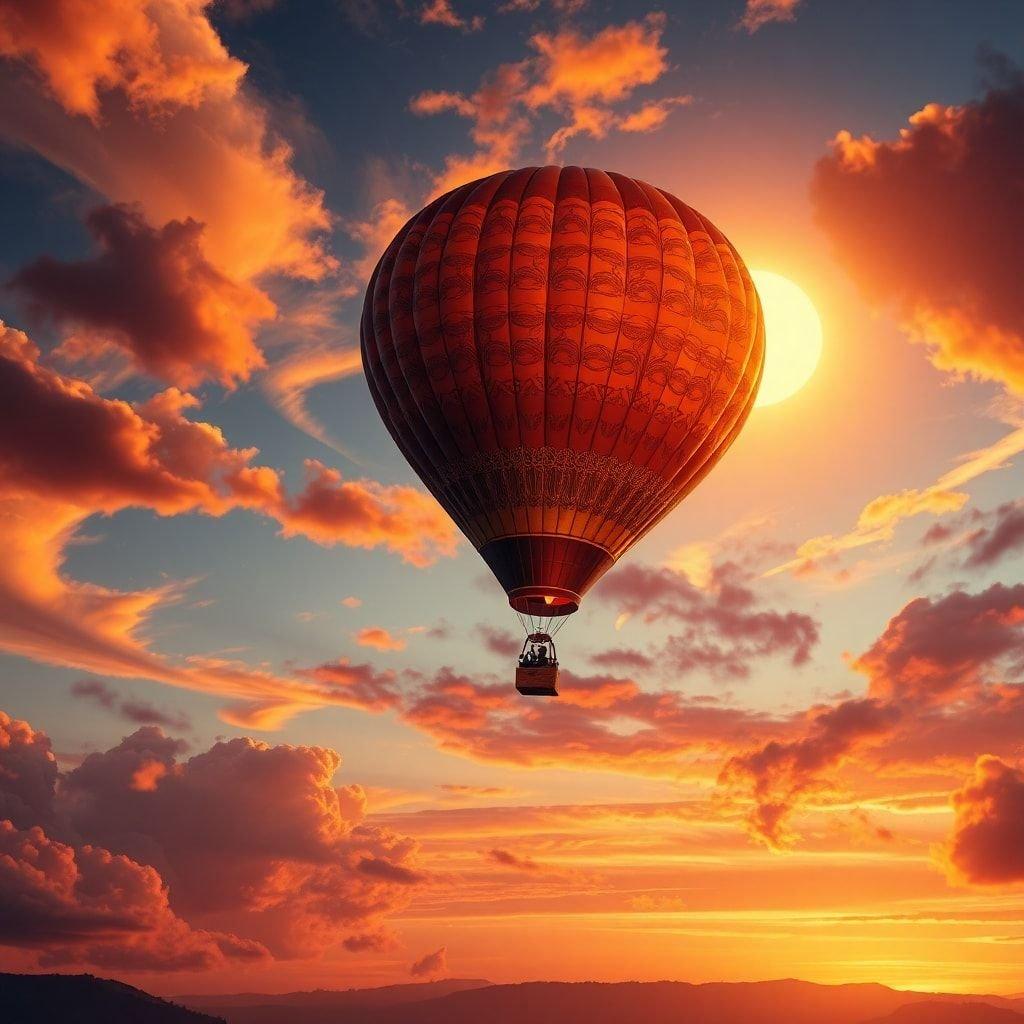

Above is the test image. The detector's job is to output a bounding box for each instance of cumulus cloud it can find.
[11,204,273,388]
[0,0,338,399]
[722,583,1024,847]
[0,820,267,971]
[943,755,1024,886]
[410,944,448,978]
[812,54,1024,395]
[0,0,244,120]
[0,710,426,969]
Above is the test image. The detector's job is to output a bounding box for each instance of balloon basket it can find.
[516,664,559,697]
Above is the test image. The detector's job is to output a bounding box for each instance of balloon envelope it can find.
[361,166,764,617]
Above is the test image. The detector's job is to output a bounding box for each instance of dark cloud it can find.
[964,500,1024,569]
[812,53,1024,393]
[944,755,1024,885]
[410,945,447,978]
[0,709,425,969]
[11,204,272,388]
[722,583,1024,846]
[597,562,819,679]
[71,680,191,731]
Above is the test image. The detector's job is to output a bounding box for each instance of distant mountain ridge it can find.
[7,973,1023,1024]
[0,972,226,1024]
[179,978,492,1009]
[867,1003,1024,1024]
[180,978,1024,1024]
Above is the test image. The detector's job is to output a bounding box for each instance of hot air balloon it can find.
[361,166,764,696]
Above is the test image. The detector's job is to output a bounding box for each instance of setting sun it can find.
[752,270,824,407]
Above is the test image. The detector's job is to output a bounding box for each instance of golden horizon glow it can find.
[751,270,823,407]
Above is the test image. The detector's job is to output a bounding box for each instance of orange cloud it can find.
[0,820,267,971]
[401,666,783,780]
[354,627,408,653]
[0,323,456,726]
[617,94,693,133]
[0,0,244,120]
[278,460,459,568]
[260,344,364,457]
[812,57,1024,395]
[722,583,1024,847]
[0,710,426,966]
[0,0,337,402]
[419,0,483,32]
[738,0,801,33]
[769,422,1024,580]
[942,755,1024,886]
[12,204,273,388]
[410,13,678,193]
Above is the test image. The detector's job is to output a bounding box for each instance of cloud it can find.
[588,647,654,672]
[477,625,521,660]
[278,460,459,568]
[617,94,693,133]
[344,196,414,290]
[738,0,801,33]
[410,13,679,193]
[353,627,407,652]
[0,820,267,971]
[0,710,59,830]
[419,0,483,32]
[0,714,427,961]
[722,582,1024,847]
[0,324,456,726]
[812,54,1024,395]
[0,12,333,286]
[71,679,191,731]
[942,755,1024,886]
[597,562,819,679]
[0,0,337,398]
[487,847,543,872]
[0,0,245,120]
[410,944,447,978]
[401,666,780,780]
[768,422,1024,579]
[11,204,273,388]
[300,659,402,712]
[0,711,270,971]
[964,500,1024,569]
[853,583,1024,704]
[439,784,517,798]
[341,596,363,608]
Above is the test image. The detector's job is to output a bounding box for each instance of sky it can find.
[1,0,1024,999]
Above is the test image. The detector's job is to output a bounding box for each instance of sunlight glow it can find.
[751,270,823,407]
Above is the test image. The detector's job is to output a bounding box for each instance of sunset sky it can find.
[1,0,1024,1000]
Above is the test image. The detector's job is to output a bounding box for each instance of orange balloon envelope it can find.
[361,166,764,625]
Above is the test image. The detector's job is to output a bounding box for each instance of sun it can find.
[751,270,823,407]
